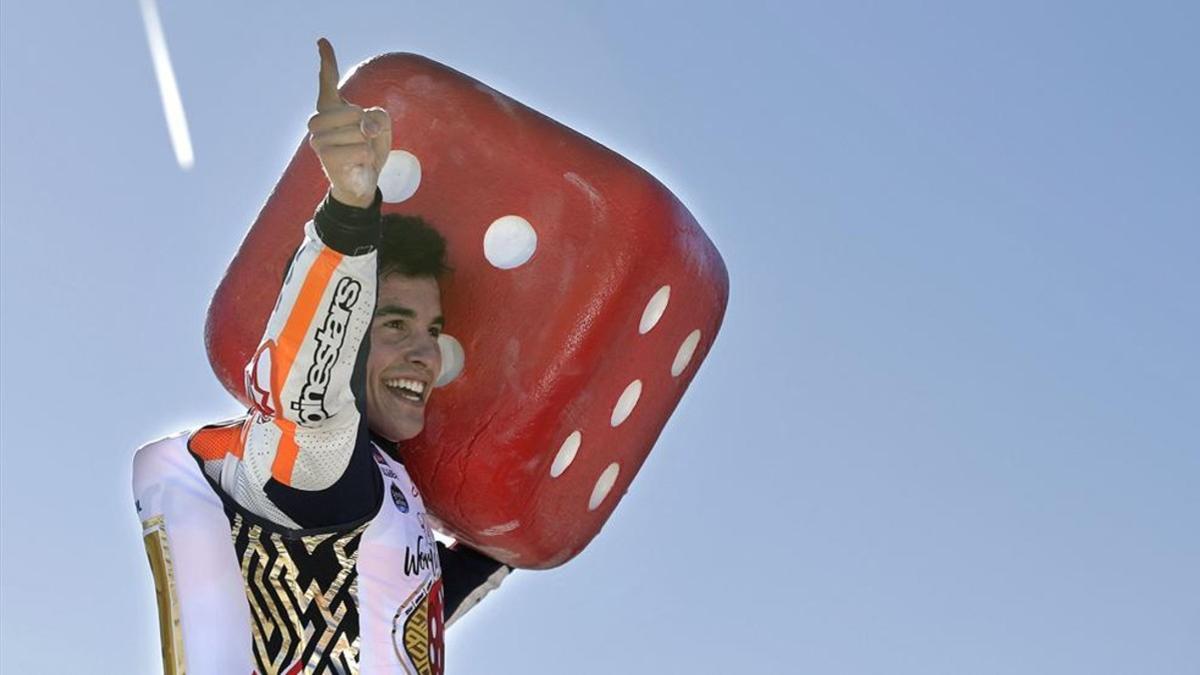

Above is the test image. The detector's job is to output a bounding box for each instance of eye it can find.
[429,325,443,338]
[382,318,410,337]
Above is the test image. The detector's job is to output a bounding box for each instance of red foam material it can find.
[206,53,728,568]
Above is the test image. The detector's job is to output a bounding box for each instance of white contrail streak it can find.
[138,0,194,170]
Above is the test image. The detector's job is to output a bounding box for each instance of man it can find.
[133,39,507,674]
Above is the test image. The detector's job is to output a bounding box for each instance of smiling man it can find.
[366,237,446,443]
[132,40,507,674]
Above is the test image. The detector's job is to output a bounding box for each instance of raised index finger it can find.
[316,38,342,112]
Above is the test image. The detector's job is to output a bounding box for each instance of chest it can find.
[225,448,445,673]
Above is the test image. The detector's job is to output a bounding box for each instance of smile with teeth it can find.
[384,377,427,403]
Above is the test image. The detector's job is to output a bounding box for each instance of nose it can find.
[405,331,441,371]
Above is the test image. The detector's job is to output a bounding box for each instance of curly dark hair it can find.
[378,213,450,279]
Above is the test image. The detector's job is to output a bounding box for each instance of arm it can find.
[228,192,382,527]
[217,40,394,528]
[438,543,514,626]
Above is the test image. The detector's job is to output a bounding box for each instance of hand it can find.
[308,38,392,208]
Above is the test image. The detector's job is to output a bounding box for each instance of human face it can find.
[365,274,444,442]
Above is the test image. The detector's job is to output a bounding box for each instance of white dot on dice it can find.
[550,431,582,478]
[671,330,702,377]
[639,285,671,334]
[610,380,642,427]
[435,334,465,387]
[378,150,422,203]
[483,215,538,269]
[588,463,620,511]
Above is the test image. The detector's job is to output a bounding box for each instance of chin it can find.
[368,404,424,443]
[387,417,424,442]
[393,428,421,442]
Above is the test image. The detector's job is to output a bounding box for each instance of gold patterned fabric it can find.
[142,516,187,675]
[229,512,367,674]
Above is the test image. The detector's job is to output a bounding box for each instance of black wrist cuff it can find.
[313,188,383,256]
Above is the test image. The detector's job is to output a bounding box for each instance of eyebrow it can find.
[375,304,444,327]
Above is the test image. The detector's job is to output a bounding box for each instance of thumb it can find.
[362,107,392,167]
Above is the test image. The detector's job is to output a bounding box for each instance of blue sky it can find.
[1,1,1197,673]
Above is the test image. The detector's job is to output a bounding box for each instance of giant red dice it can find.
[206,53,728,568]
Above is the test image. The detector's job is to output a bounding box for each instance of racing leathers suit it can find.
[133,192,508,674]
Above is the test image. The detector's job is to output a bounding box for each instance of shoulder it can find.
[131,429,211,520]
[132,427,194,516]
[132,431,193,489]
[133,417,250,487]
[132,424,249,527]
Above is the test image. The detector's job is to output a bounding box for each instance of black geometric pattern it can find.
[228,512,367,674]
